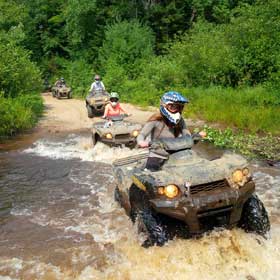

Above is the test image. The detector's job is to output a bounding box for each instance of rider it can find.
[137,91,206,171]
[55,77,66,87]
[89,74,105,96]
[102,92,129,119]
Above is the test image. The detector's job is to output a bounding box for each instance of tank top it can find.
[106,103,121,117]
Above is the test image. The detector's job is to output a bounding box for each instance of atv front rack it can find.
[113,151,149,166]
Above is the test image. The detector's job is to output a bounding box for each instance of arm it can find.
[181,119,192,137]
[101,81,105,91]
[89,82,95,92]
[102,104,109,118]
[137,121,156,147]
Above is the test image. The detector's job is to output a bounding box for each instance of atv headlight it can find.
[90,99,95,105]
[105,133,113,139]
[160,184,179,198]
[231,168,251,188]
[104,97,108,102]
[232,169,243,183]
[132,130,139,137]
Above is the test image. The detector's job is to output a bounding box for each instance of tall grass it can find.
[0,94,43,139]
[113,81,279,135]
[183,86,280,134]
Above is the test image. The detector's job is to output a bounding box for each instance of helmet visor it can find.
[165,103,184,113]
[110,97,119,102]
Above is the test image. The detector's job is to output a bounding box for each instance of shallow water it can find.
[0,133,280,280]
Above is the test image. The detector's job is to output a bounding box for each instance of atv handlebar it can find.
[139,134,203,151]
[103,114,130,121]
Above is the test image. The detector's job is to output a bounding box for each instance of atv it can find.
[52,84,72,99]
[92,114,142,147]
[113,135,270,247]
[85,89,110,118]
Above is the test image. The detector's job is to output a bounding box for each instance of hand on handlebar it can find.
[199,131,207,138]
[138,141,150,148]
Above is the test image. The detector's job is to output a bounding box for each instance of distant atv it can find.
[92,114,142,147]
[52,84,72,99]
[113,135,270,247]
[86,89,109,118]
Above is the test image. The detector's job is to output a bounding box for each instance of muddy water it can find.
[0,133,280,280]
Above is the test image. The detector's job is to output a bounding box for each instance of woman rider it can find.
[102,92,129,118]
[137,91,205,171]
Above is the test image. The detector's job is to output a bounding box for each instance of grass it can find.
[116,83,279,135]
[0,94,43,139]
[183,86,280,135]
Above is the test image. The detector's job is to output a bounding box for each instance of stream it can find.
[0,132,279,280]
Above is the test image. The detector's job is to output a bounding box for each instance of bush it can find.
[0,94,43,138]
[0,31,41,98]
[99,20,155,79]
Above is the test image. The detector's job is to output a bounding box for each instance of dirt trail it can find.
[40,93,155,133]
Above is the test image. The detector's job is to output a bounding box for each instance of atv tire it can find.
[87,104,94,118]
[239,194,270,236]
[137,209,169,248]
[92,133,98,147]
[114,186,122,205]
[52,90,56,97]
[129,184,169,247]
[68,91,72,99]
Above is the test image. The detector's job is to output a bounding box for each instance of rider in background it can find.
[102,92,129,119]
[137,91,206,171]
[89,74,105,95]
[55,77,66,87]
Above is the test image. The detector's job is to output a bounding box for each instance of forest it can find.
[0,0,279,158]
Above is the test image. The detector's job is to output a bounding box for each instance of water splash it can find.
[1,136,280,279]
[23,134,143,163]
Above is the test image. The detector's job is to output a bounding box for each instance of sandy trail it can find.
[40,93,156,133]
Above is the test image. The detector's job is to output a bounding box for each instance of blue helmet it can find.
[160,91,189,125]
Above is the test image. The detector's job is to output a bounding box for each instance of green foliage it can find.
[0,94,43,139]
[0,0,27,31]
[0,0,43,139]
[20,0,68,71]
[156,22,237,87]
[204,126,280,160]
[0,37,41,97]
[228,0,280,85]
[183,86,280,134]
[60,58,93,97]
[99,20,154,78]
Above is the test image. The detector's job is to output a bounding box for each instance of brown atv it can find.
[113,135,270,247]
[85,89,110,118]
[92,114,142,147]
[52,84,72,99]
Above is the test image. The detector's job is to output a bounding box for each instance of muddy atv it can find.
[52,85,72,99]
[85,89,109,118]
[92,115,142,147]
[113,135,270,247]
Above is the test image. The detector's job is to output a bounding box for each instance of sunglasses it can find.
[165,103,184,113]
[110,98,119,102]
